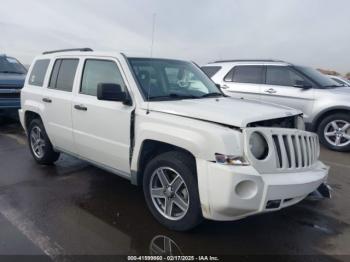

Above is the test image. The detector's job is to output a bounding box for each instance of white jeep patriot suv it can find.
[19,49,329,231]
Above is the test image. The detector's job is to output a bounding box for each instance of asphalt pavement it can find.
[0,117,349,261]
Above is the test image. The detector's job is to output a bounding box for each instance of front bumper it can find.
[201,160,329,221]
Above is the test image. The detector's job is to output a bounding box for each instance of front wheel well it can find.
[313,109,350,131]
[136,140,196,186]
[24,111,42,130]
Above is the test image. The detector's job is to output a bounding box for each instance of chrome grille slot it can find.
[272,135,282,168]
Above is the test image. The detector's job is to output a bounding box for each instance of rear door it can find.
[43,58,79,153]
[72,58,133,175]
[261,66,315,121]
[220,65,264,101]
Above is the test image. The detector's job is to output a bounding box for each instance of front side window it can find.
[225,66,264,84]
[266,66,308,87]
[81,60,125,96]
[129,58,223,101]
[0,56,27,74]
[29,59,50,86]
[49,59,79,92]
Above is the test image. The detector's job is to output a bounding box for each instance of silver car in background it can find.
[328,75,350,87]
[202,60,350,152]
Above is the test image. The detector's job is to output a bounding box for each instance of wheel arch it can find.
[24,110,43,131]
[312,106,350,131]
[131,139,196,186]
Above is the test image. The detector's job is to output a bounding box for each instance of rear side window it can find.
[225,66,264,84]
[29,59,50,86]
[49,59,79,92]
[81,59,125,96]
[201,66,221,78]
[266,66,307,87]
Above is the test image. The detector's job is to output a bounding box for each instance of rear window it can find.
[201,66,221,78]
[225,66,264,84]
[29,59,50,86]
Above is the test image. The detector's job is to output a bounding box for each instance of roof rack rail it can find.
[213,59,287,63]
[42,48,93,55]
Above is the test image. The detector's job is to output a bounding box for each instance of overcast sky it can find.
[1,0,349,73]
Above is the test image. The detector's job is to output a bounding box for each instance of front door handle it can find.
[74,104,88,111]
[264,88,277,94]
[42,97,52,103]
[221,85,229,89]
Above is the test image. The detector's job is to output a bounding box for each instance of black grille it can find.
[0,93,20,99]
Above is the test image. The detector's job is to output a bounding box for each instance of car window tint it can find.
[54,59,79,92]
[28,59,50,86]
[266,66,306,87]
[231,66,264,84]
[48,60,61,89]
[81,60,125,96]
[201,66,221,78]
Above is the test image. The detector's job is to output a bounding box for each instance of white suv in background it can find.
[202,60,350,152]
[20,49,329,231]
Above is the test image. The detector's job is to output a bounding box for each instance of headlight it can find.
[295,115,305,130]
[215,153,249,166]
[249,132,269,160]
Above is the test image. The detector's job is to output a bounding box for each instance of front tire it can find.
[143,151,203,231]
[317,113,350,152]
[27,119,60,164]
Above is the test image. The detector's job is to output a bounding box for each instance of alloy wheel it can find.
[30,126,46,158]
[149,167,189,220]
[324,120,350,147]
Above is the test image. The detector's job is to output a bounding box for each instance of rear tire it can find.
[143,151,203,231]
[317,113,350,152]
[27,119,60,164]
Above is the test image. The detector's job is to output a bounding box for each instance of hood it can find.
[145,97,301,128]
[0,73,26,89]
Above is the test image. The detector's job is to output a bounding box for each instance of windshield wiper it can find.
[149,93,198,101]
[200,92,224,98]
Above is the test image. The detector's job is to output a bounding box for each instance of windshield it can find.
[0,56,27,74]
[129,58,223,101]
[294,66,343,88]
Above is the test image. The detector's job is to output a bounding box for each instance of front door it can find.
[72,58,133,174]
[261,66,315,122]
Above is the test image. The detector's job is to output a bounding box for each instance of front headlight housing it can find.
[215,153,250,166]
[249,131,269,160]
[295,115,305,130]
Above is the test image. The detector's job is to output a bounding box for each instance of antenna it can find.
[150,13,156,57]
[147,13,157,114]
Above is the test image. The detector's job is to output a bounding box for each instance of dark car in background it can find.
[0,54,27,118]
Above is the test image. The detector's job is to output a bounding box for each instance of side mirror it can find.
[215,84,221,89]
[294,80,312,89]
[97,83,131,105]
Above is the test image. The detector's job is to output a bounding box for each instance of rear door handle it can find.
[74,104,88,111]
[264,88,277,94]
[42,97,52,103]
